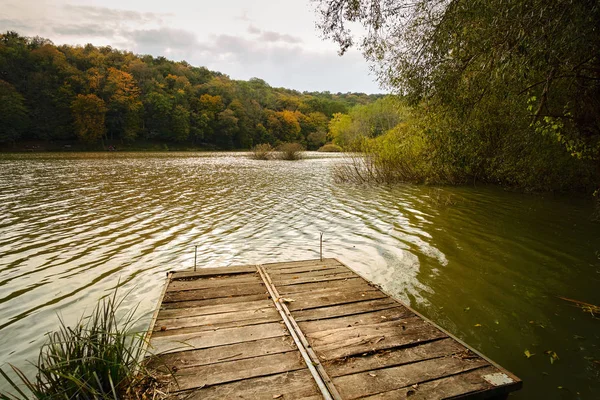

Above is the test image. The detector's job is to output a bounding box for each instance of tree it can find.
[314,0,600,161]
[71,94,106,144]
[0,79,28,144]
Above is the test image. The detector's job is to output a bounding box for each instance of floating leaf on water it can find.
[464,307,470,312]
[545,350,559,364]
[557,386,563,390]
[573,335,585,340]
[474,323,482,327]
[524,350,535,359]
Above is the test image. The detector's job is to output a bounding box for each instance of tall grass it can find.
[333,125,432,184]
[250,143,274,160]
[0,290,148,400]
[277,142,304,160]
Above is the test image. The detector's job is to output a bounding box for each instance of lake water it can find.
[0,152,598,398]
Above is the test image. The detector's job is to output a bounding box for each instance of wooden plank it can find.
[163,282,266,303]
[333,356,489,399]
[175,369,322,400]
[164,351,306,391]
[360,366,501,400]
[267,265,348,276]
[276,273,361,286]
[286,288,386,311]
[157,299,272,319]
[153,307,280,336]
[263,258,341,270]
[172,265,257,279]
[167,274,262,292]
[324,338,466,377]
[146,336,298,371]
[160,293,269,310]
[293,298,399,322]
[277,277,372,295]
[306,318,447,361]
[275,271,357,286]
[149,322,289,354]
[298,307,414,334]
[269,268,353,280]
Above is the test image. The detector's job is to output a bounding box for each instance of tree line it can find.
[0,32,382,150]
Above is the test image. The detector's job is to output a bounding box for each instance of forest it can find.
[0,31,382,150]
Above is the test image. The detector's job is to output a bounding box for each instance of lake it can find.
[0,152,598,399]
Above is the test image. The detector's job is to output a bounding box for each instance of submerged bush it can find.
[250,143,274,160]
[277,142,305,160]
[0,291,148,400]
[318,143,343,152]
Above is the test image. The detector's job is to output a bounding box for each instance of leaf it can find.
[273,395,283,399]
[524,350,535,358]
[545,350,559,364]
[280,298,295,303]
[464,307,470,312]
[474,323,482,327]
[368,372,377,377]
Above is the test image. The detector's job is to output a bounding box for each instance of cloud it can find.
[61,5,168,25]
[247,25,261,35]
[247,25,302,44]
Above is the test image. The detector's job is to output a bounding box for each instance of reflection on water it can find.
[0,152,598,398]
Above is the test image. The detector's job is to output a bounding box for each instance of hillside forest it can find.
[0,32,381,151]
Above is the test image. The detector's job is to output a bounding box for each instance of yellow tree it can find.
[104,67,142,141]
[71,94,107,144]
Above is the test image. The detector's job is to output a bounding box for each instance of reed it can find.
[277,142,304,160]
[250,143,275,160]
[0,290,148,400]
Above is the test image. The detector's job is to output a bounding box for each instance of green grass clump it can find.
[0,291,148,400]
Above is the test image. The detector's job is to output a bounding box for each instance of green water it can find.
[0,152,598,398]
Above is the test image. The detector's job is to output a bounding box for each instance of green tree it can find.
[0,79,28,144]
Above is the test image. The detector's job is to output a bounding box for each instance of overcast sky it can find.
[0,0,382,93]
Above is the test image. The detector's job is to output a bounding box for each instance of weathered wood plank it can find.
[160,293,269,310]
[172,265,257,280]
[275,271,358,286]
[153,307,280,336]
[150,322,288,354]
[276,273,361,286]
[263,258,340,270]
[167,274,262,292]
[175,369,322,400]
[333,356,488,399]
[147,336,297,371]
[163,282,266,303]
[286,288,386,311]
[298,307,414,334]
[324,338,466,378]
[268,265,348,276]
[277,278,372,295]
[306,318,447,361]
[359,366,501,400]
[164,351,306,391]
[157,299,272,319]
[293,298,399,322]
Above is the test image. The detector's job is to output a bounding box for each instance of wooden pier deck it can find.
[144,259,521,399]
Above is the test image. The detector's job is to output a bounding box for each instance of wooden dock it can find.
[144,259,521,399]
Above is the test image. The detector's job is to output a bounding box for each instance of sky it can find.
[0,0,382,93]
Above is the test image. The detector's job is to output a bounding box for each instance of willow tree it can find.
[314,0,600,187]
